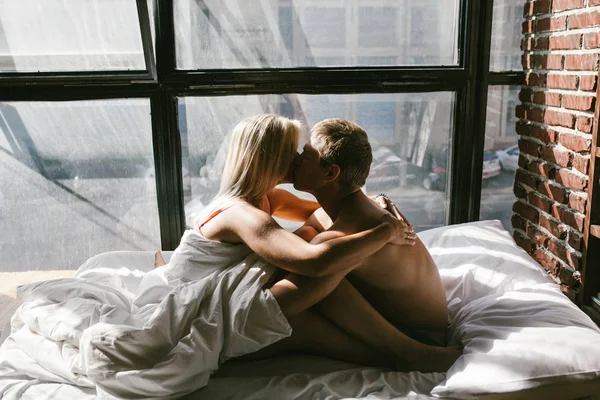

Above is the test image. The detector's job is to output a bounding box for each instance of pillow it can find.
[420,221,600,398]
[419,220,555,321]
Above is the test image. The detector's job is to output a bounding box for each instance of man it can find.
[292,118,450,344]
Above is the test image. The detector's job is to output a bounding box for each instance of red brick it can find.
[516,168,540,189]
[519,88,533,103]
[516,121,530,137]
[552,204,586,230]
[519,139,541,157]
[579,75,597,91]
[537,180,568,203]
[534,0,552,14]
[558,264,580,286]
[544,109,575,128]
[514,231,536,254]
[512,213,528,232]
[522,54,534,70]
[524,2,535,18]
[555,168,588,190]
[532,91,561,107]
[519,155,530,170]
[558,133,591,153]
[540,214,567,239]
[537,17,566,32]
[523,19,535,35]
[565,54,598,71]
[528,224,551,246]
[514,182,528,200]
[591,0,600,5]
[568,11,600,29]
[562,95,595,112]
[513,200,541,222]
[516,105,545,123]
[584,32,600,49]
[577,116,593,133]
[567,230,583,251]
[530,126,558,143]
[535,37,550,51]
[567,251,581,272]
[527,160,555,179]
[526,73,548,87]
[536,54,564,70]
[549,238,569,262]
[522,37,533,52]
[568,193,587,213]
[542,145,572,167]
[528,192,554,213]
[534,249,561,274]
[550,34,582,50]
[552,0,585,11]
[547,74,577,90]
[572,154,590,174]
[558,250,582,271]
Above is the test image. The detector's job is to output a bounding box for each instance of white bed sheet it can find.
[1,220,600,400]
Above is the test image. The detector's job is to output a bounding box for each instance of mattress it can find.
[1,220,600,400]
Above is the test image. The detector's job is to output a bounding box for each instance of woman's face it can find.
[280,140,300,184]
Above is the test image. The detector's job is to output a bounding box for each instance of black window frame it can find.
[0,0,524,251]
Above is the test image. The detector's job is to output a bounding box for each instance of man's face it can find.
[292,134,329,192]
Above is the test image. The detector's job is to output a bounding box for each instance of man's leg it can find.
[269,273,459,372]
[236,309,392,368]
[315,278,460,373]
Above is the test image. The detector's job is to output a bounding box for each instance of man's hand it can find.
[380,213,417,246]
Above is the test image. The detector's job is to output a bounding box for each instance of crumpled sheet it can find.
[0,238,291,400]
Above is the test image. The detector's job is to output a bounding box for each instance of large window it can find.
[480,86,521,231]
[0,100,160,271]
[174,0,460,69]
[0,1,524,272]
[0,0,149,72]
[179,93,454,231]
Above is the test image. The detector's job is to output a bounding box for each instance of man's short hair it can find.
[311,118,372,188]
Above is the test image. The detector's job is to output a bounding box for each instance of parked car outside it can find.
[423,147,501,191]
[495,144,519,172]
[482,149,502,179]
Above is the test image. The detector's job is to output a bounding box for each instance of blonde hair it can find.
[311,118,372,188]
[216,114,300,206]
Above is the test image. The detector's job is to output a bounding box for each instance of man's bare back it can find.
[305,191,448,333]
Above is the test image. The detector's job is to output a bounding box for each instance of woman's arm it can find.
[266,188,320,221]
[226,204,413,278]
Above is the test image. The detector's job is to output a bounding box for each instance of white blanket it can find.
[0,232,291,399]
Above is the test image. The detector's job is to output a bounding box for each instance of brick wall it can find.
[515,0,597,300]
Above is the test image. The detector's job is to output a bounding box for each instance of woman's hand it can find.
[372,193,414,229]
[380,213,417,246]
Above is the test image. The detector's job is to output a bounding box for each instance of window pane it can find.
[480,86,520,229]
[179,93,455,232]
[0,99,160,272]
[175,0,460,69]
[490,0,524,71]
[0,0,146,72]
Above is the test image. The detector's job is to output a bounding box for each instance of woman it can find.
[166,114,459,372]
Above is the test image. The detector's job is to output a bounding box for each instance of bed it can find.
[1,220,600,399]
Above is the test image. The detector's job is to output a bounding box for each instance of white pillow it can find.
[420,221,600,398]
[419,220,555,321]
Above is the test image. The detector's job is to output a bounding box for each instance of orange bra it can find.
[196,203,245,235]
